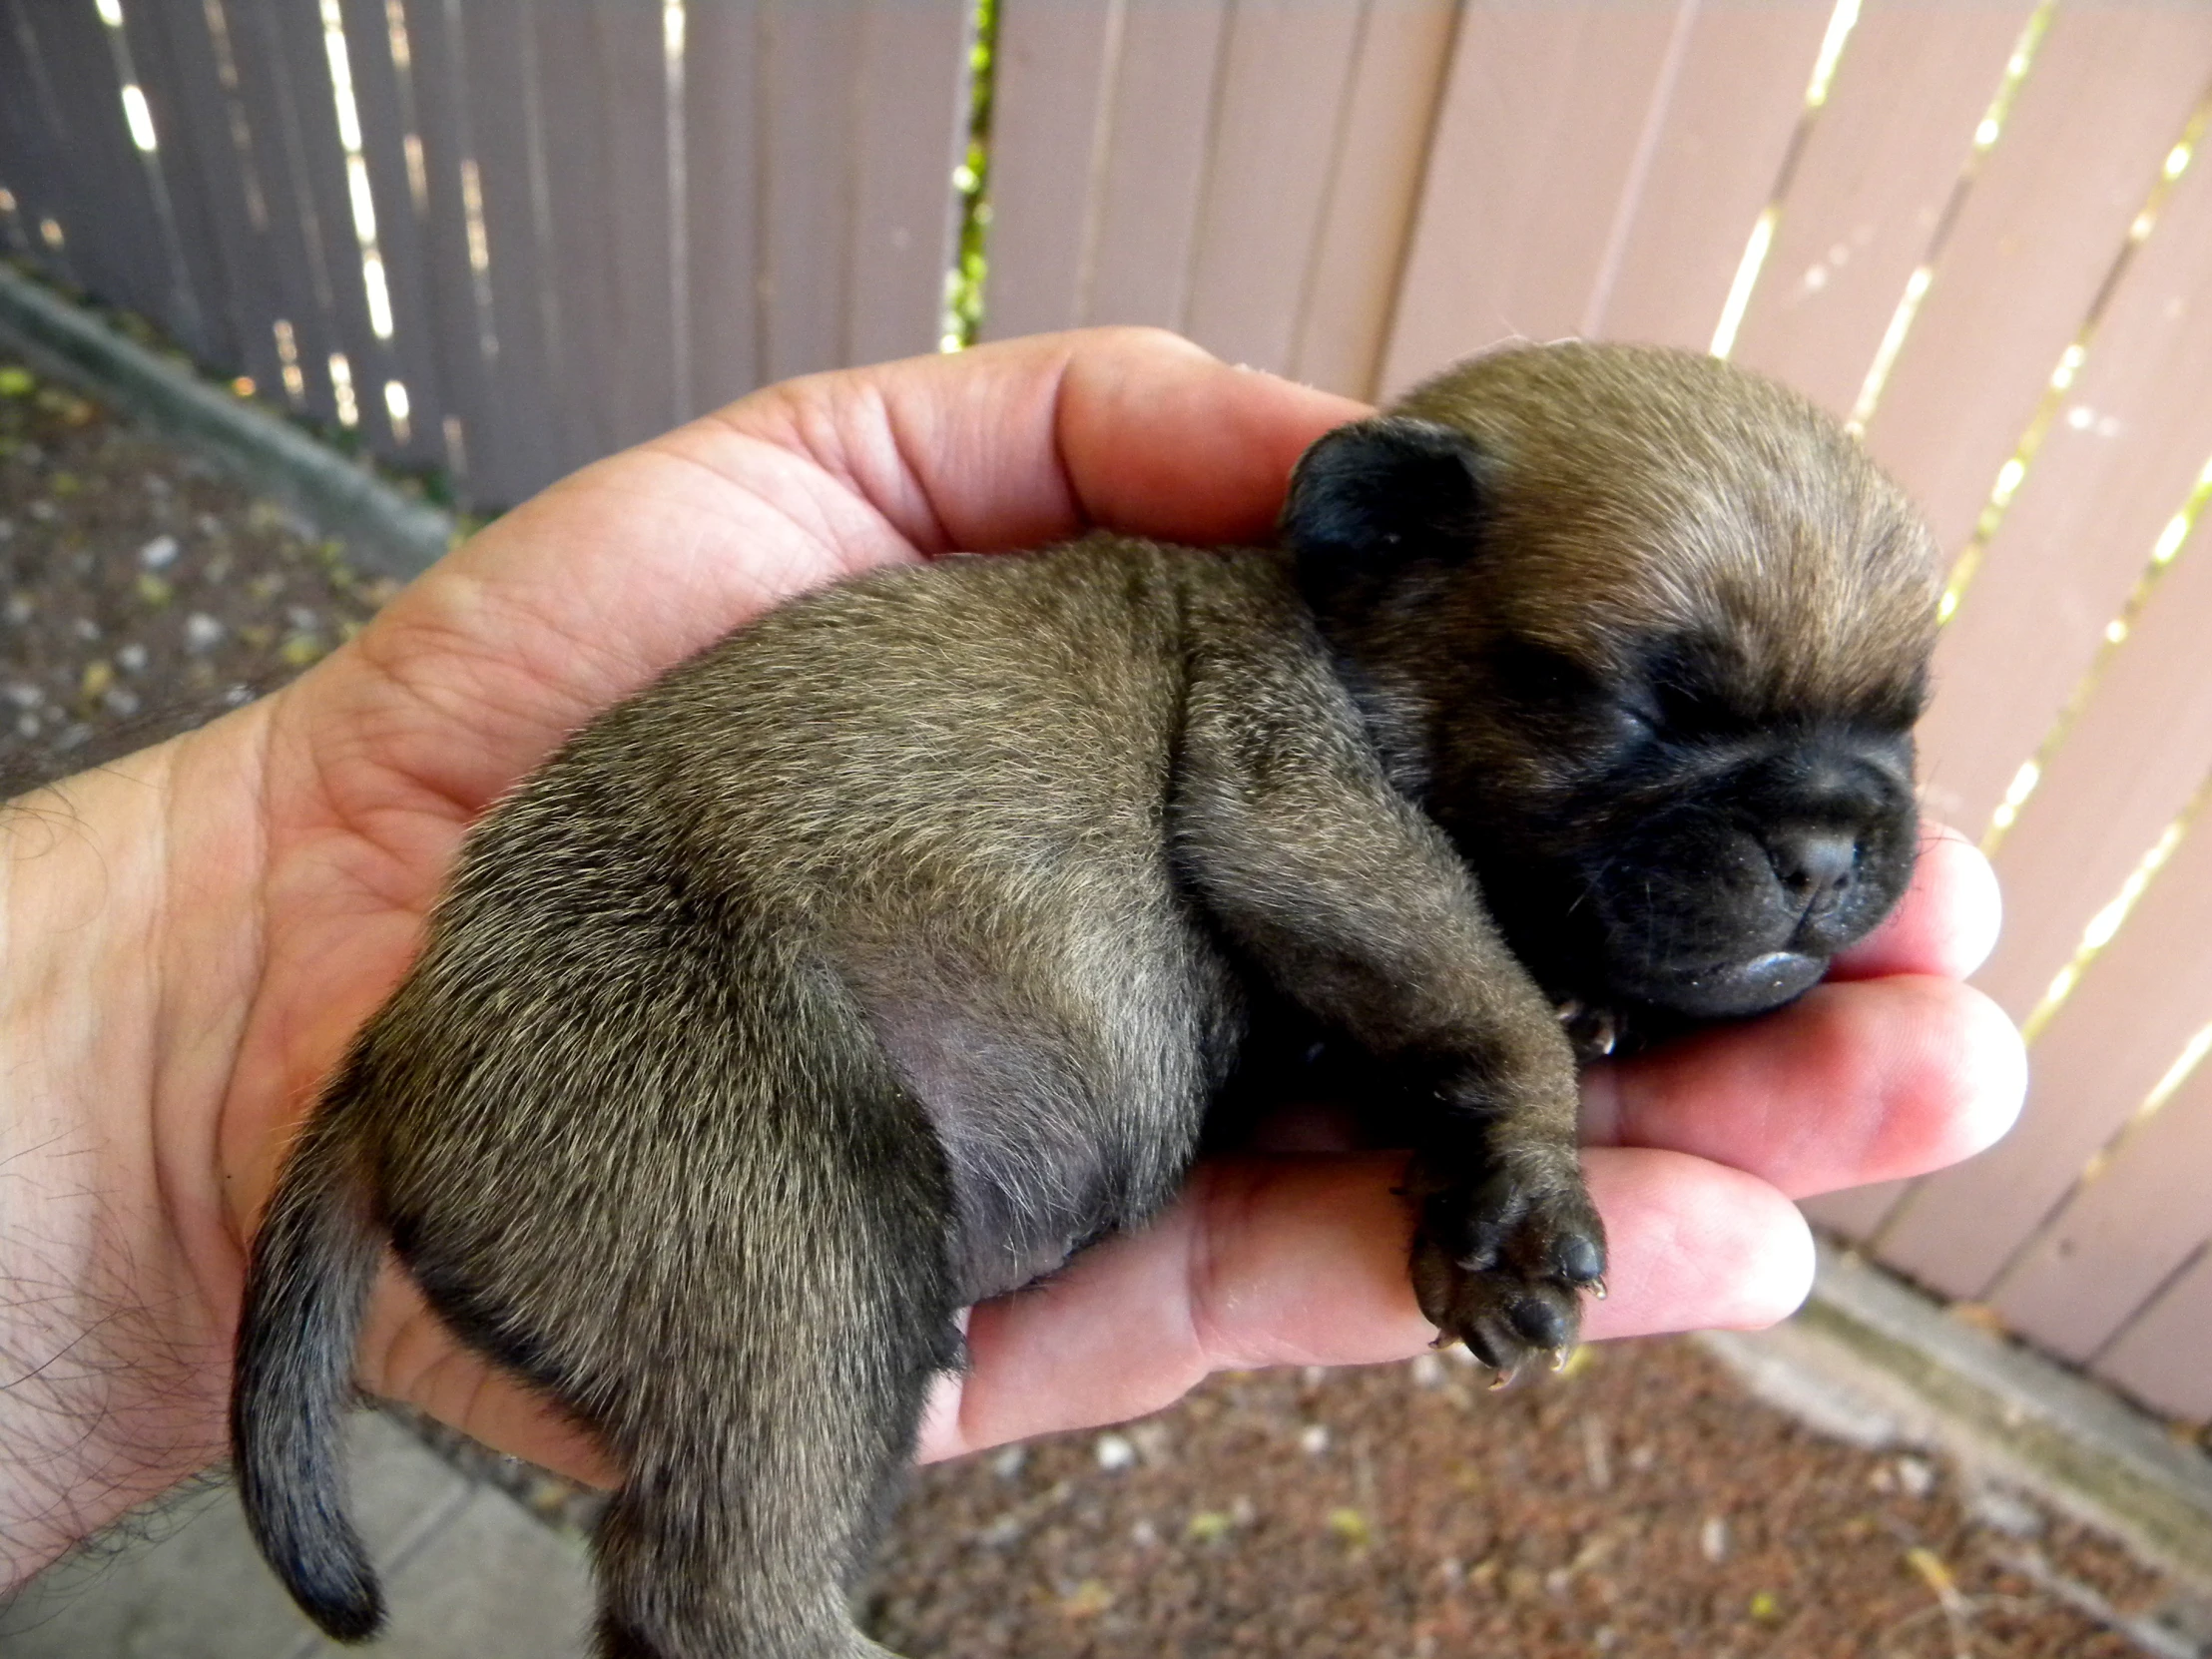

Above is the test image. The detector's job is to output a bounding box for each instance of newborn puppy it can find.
[232,341,1937,1659]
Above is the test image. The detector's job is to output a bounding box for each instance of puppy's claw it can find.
[1548,1346,1570,1373]
[1590,1277,1608,1301]
[1557,1001,1620,1060]
[1488,1366,1516,1391]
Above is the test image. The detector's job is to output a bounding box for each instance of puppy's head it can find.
[1285,341,1938,1029]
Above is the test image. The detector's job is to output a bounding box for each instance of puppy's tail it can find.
[230,1107,386,1641]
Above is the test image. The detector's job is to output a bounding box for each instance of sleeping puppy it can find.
[231,341,1937,1659]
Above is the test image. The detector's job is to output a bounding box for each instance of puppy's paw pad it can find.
[1411,1171,1606,1380]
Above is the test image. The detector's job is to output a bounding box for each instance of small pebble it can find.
[116,643,148,673]
[139,533,179,569]
[3,595,28,624]
[990,1446,1025,1480]
[1896,1455,1936,1497]
[1094,1433,1136,1472]
[4,682,41,709]
[1298,1423,1330,1456]
[72,618,99,642]
[101,686,141,717]
[184,612,224,652]
[1700,1514,1730,1562]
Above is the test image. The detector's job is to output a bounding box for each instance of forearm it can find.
[0,713,268,1586]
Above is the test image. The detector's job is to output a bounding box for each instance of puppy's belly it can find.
[849,920,1241,1305]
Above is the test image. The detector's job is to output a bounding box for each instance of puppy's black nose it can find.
[1768,827,1858,910]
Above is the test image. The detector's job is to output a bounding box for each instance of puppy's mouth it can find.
[1619,949,1828,1019]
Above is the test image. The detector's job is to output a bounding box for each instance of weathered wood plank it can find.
[1382,0,1690,392]
[975,0,1119,343]
[1182,0,1368,372]
[1998,1061,2212,1367]
[1857,6,2212,559]
[1870,818,2212,1301]
[1290,0,1458,400]
[2093,1240,2212,1421]
[1727,0,2037,418]
[682,0,765,412]
[847,0,970,367]
[1587,0,1836,351]
[1915,146,2212,841]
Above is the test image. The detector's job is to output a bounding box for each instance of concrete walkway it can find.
[0,1415,594,1659]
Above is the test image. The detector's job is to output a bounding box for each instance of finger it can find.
[358,1265,622,1489]
[731,326,1367,555]
[920,1146,1809,1462]
[1829,823,2000,982]
[1578,973,2025,1199]
[296,330,1364,822]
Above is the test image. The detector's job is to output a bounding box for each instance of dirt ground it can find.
[6,354,2208,1658]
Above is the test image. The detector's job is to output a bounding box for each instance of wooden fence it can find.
[9,0,2212,1427]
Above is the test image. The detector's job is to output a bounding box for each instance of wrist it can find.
[0,704,273,1584]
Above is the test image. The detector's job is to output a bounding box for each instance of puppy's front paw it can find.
[1410,1163,1607,1384]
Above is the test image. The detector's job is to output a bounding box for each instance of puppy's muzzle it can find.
[1584,741,1917,1020]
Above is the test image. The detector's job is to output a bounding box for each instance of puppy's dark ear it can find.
[1281,417,1491,604]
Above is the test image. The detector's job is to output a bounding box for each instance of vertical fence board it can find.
[1970,370,2212,1018]
[186,0,290,402]
[1084,0,1236,333]
[976,0,1119,343]
[1381,0,1690,394]
[1727,0,2036,419]
[1914,158,2212,840]
[1856,8,2212,558]
[272,0,404,450]
[758,1,865,382]
[224,0,347,423]
[336,0,450,470]
[1869,822,2212,1302]
[1289,0,1458,400]
[23,0,163,328]
[1801,1178,1910,1243]
[529,1,620,478]
[1996,1067,2212,1367]
[683,0,763,413]
[846,0,970,367]
[132,1,256,375]
[446,0,561,488]
[2093,1246,2212,1421]
[0,0,84,287]
[1180,1,1367,373]
[403,0,511,501]
[1585,1,1834,351]
[1974,515,2212,1023]
[117,4,224,361]
[594,0,682,450]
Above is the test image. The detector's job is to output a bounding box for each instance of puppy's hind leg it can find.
[578,1160,959,1659]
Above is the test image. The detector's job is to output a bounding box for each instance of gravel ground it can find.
[6,354,2208,1658]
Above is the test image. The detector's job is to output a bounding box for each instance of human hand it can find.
[0,330,2021,1564]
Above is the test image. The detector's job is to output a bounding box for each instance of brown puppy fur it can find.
[232,342,1937,1659]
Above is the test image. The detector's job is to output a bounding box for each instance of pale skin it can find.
[0,327,2024,1589]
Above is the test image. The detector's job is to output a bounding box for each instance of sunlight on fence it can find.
[1846,1,2055,435]
[1709,0,1862,359]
